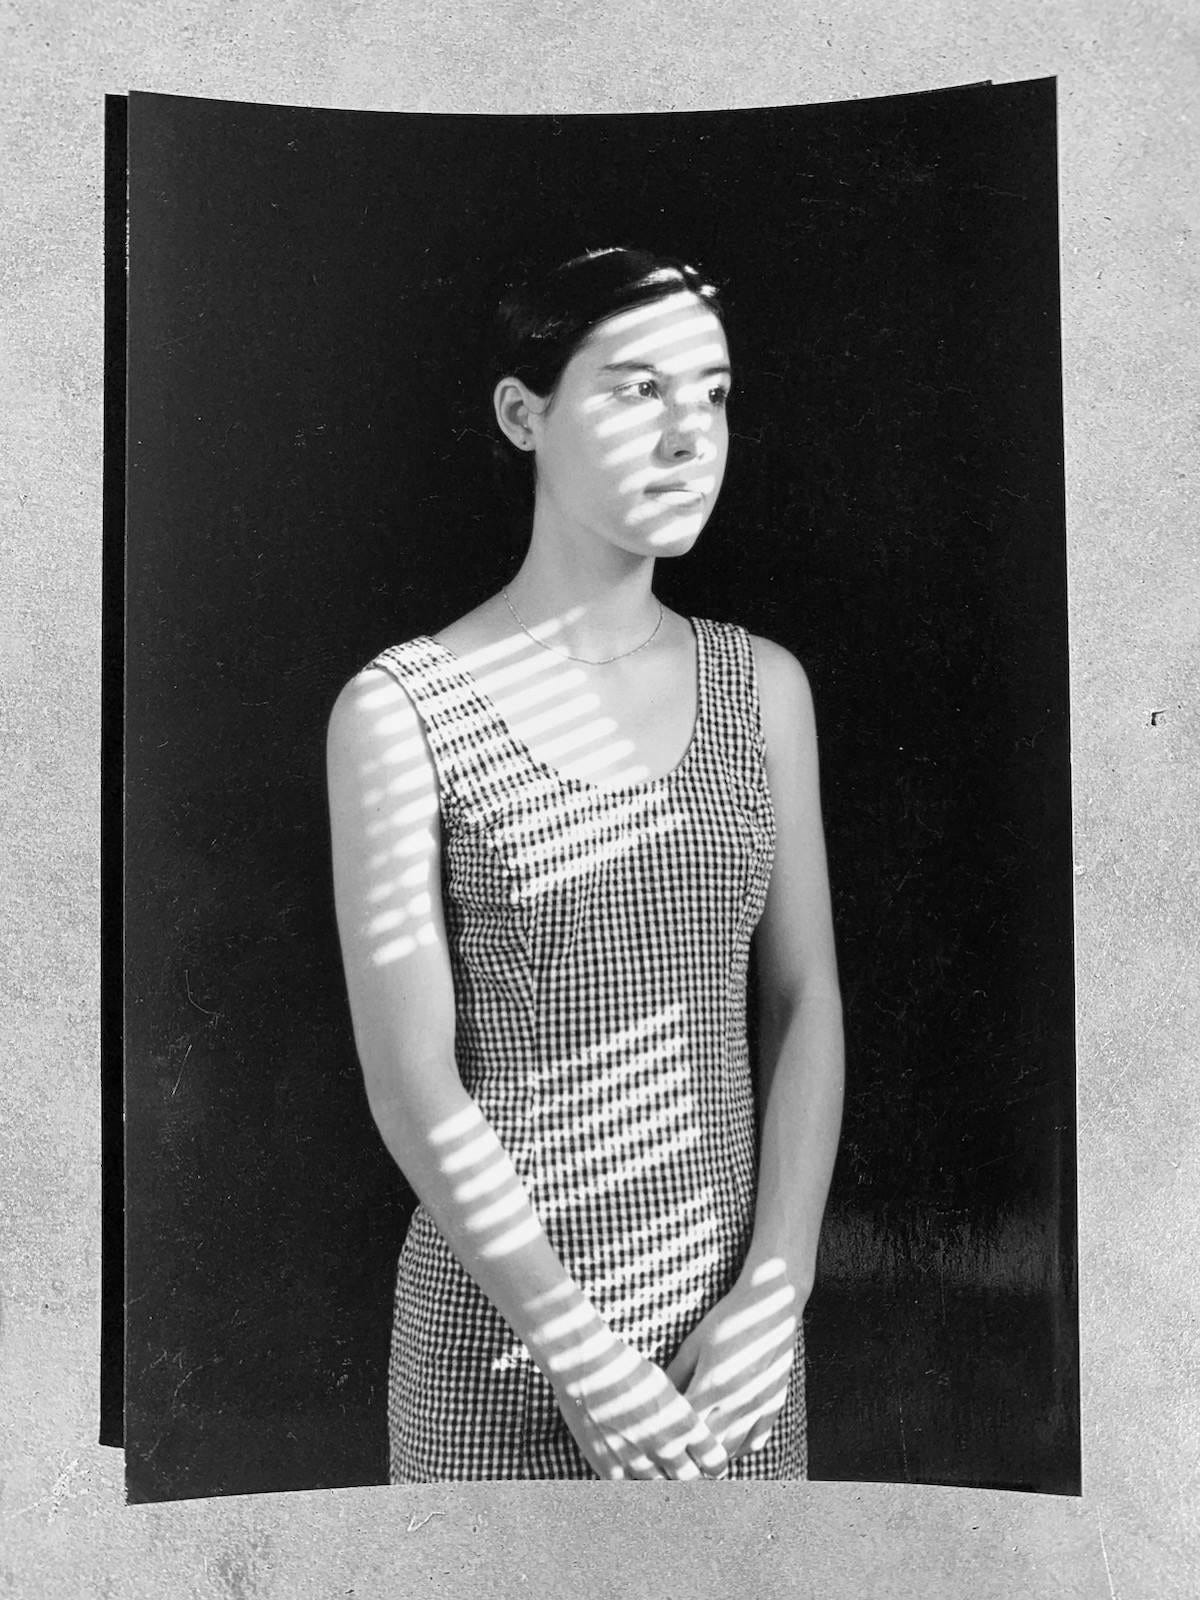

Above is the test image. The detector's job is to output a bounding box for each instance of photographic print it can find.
[110,80,1077,1502]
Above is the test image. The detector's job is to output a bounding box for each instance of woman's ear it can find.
[493,376,545,453]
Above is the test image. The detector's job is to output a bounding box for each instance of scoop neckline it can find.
[420,615,707,797]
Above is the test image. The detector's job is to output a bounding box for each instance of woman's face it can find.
[527,291,731,558]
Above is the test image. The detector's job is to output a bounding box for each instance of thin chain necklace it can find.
[501,588,665,665]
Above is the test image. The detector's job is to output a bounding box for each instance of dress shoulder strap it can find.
[367,637,465,740]
[695,616,766,738]
[367,637,516,820]
[369,635,552,822]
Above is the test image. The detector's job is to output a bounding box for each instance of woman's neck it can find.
[504,525,660,659]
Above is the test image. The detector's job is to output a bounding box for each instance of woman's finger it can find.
[650,1440,703,1481]
[709,1383,789,1461]
[681,1427,730,1479]
[664,1335,699,1390]
[637,1401,727,1480]
[619,1447,667,1480]
[743,1413,779,1456]
[708,1408,754,1461]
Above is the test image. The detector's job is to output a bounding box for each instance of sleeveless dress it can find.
[370,616,807,1480]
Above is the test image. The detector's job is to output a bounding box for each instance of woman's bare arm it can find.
[327,664,728,1480]
[667,637,844,1457]
[744,637,844,1295]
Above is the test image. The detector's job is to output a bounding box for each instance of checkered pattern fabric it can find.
[371,617,806,1480]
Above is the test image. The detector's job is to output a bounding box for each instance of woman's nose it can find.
[660,411,708,460]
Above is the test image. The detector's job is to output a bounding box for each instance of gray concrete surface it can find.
[2,2,1197,1594]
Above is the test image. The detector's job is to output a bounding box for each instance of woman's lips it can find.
[644,483,705,501]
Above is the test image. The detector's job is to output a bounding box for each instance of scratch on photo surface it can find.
[171,1360,210,1404]
[1096,1508,1117,1600]
[184,968,218,1018]
[407,1509,446,1533]
[171,1041,193,1097]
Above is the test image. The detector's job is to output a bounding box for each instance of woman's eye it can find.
[616,378,659,401]
[614,378,730,406]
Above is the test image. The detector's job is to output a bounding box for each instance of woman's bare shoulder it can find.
[328,592,505,768]
[748,633,813,703]
[327,655,426,769]
[746,633,818,758]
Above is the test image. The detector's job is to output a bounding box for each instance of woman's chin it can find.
[633,510,709,557]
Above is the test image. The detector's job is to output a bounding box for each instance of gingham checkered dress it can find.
[370,616,806,1480]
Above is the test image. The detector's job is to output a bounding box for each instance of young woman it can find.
[326,247,844,1482]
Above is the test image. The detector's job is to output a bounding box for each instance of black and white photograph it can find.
[111,81,1078,1504]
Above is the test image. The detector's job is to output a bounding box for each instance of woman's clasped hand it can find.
[664,1257,799,1462]
[532,1258,800,1480]
[553,1333,730,1482]
[531,1289,728,1480]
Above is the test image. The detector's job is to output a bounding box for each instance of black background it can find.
[117,81,1077,1501]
